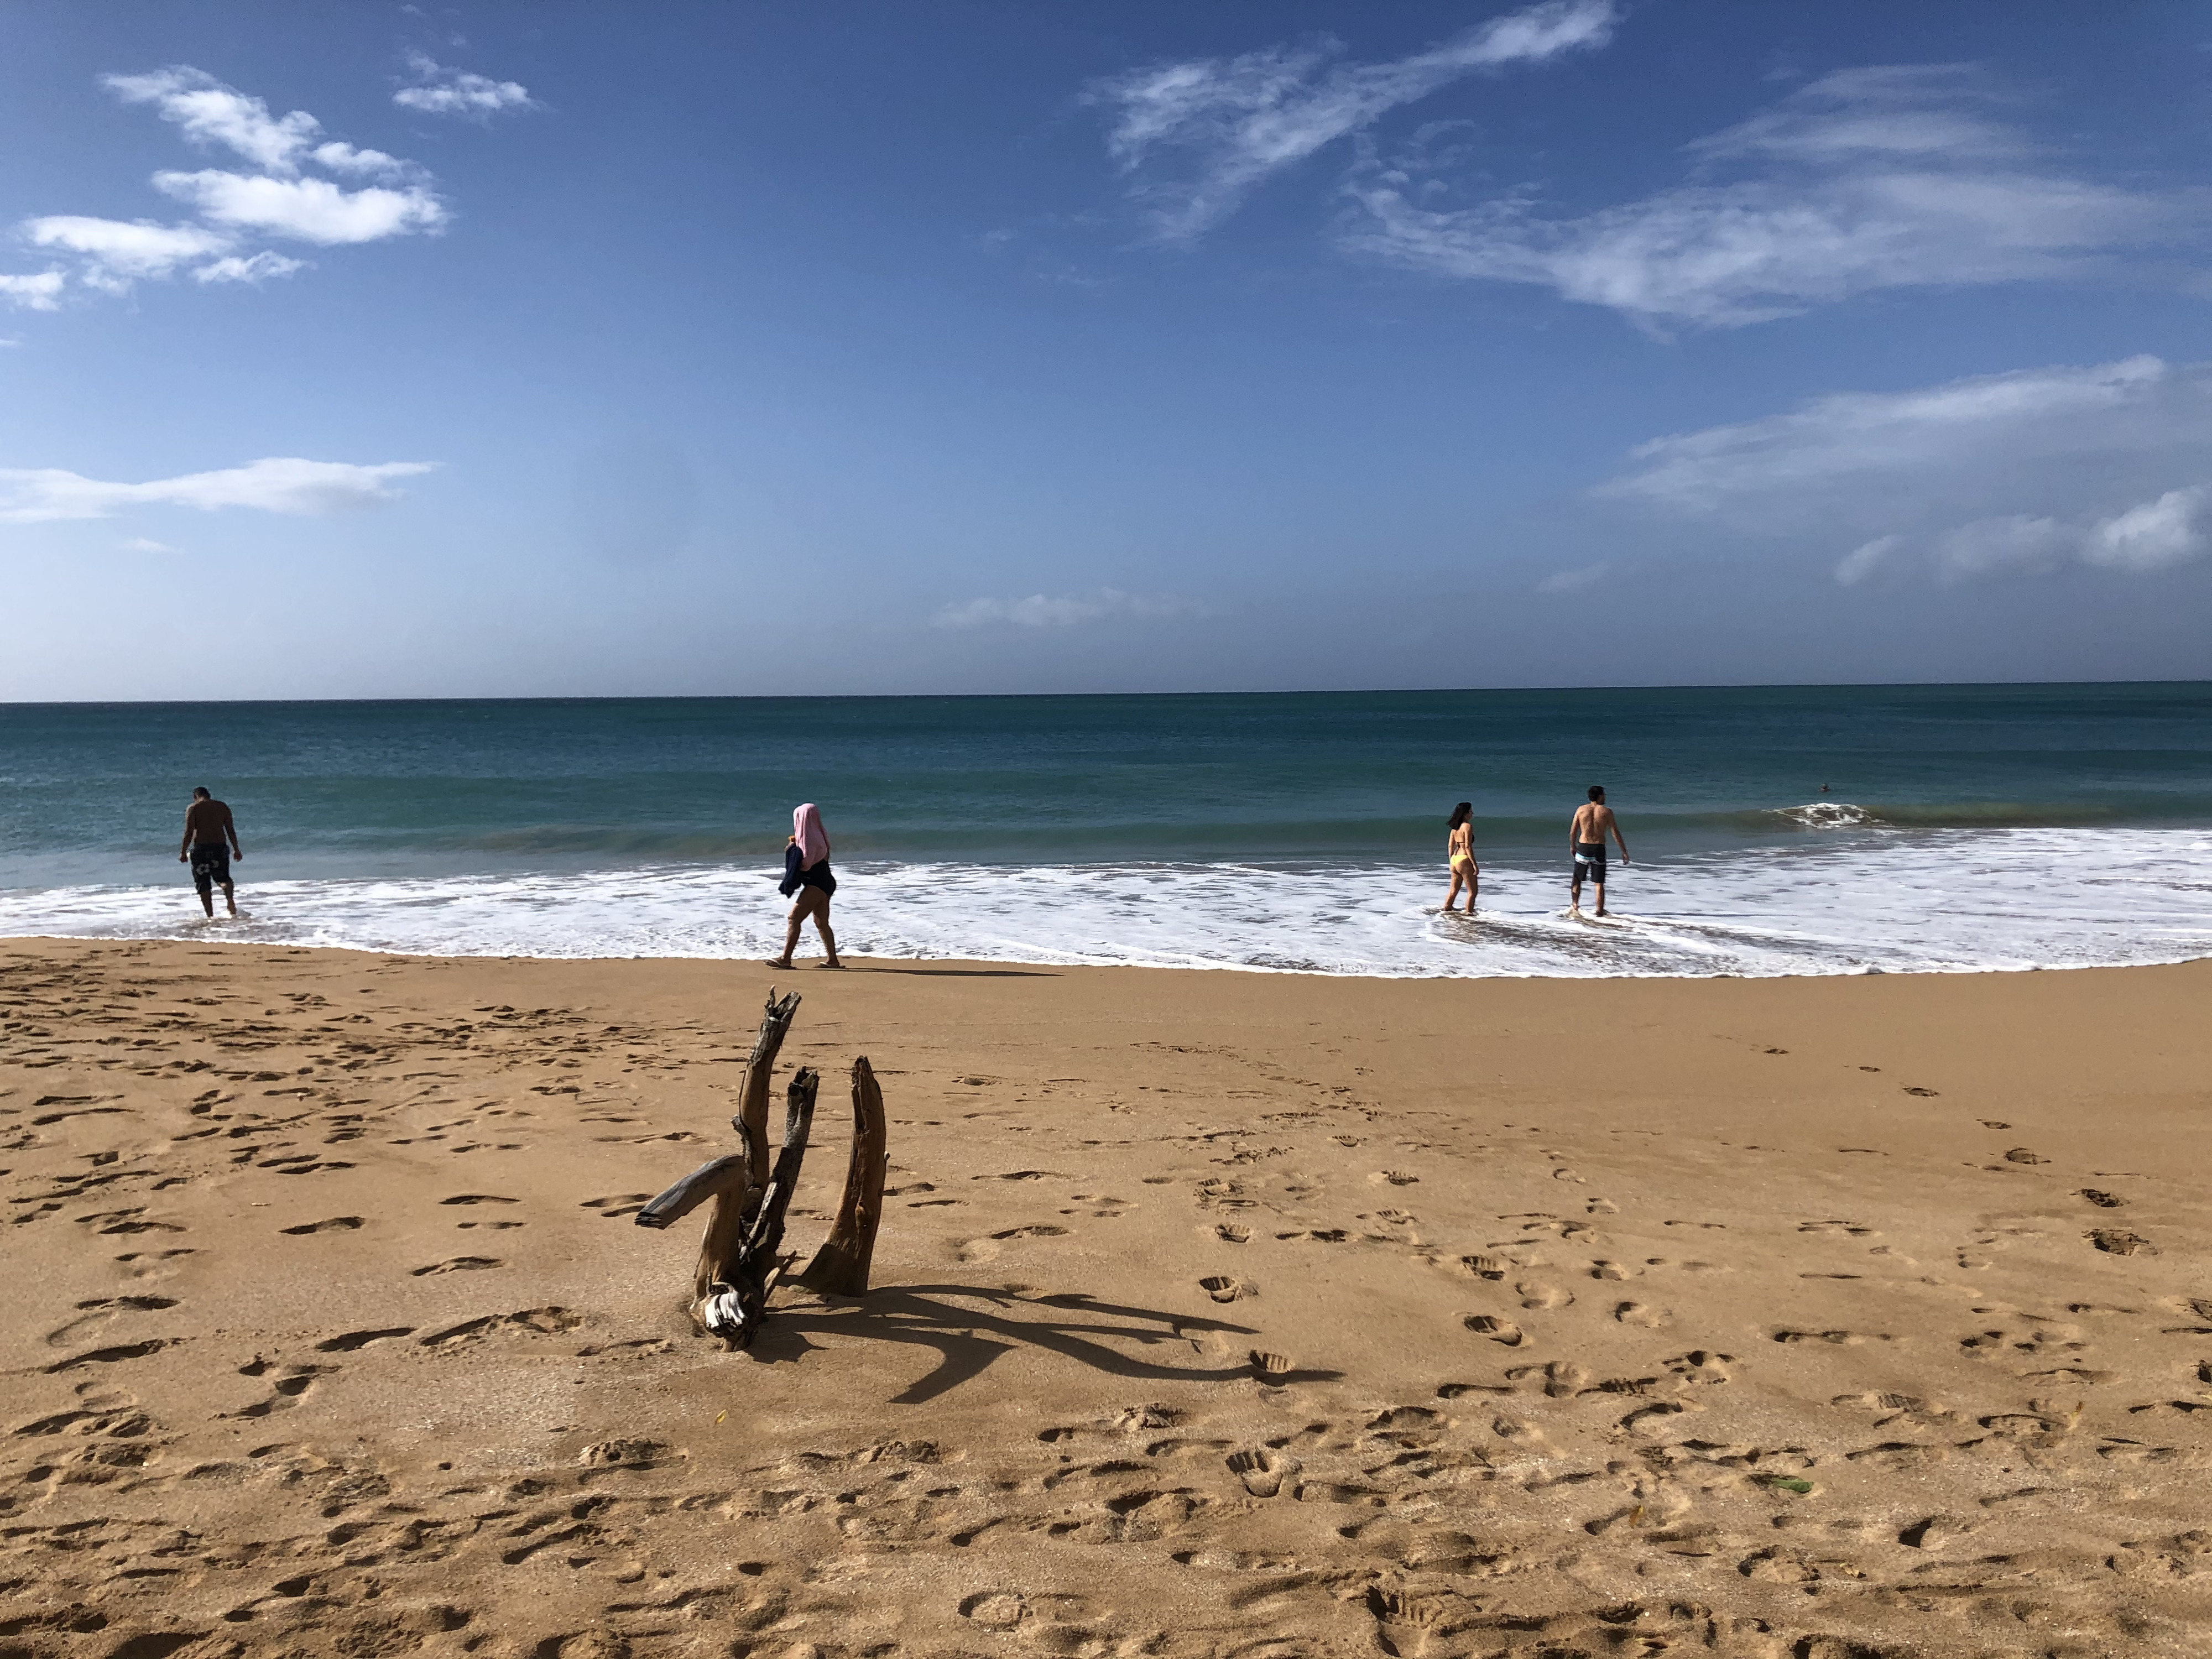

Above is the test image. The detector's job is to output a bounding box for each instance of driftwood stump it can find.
[634,990,888,1345]
[799,1055,889,1296]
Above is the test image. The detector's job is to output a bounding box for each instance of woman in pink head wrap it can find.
[770,802,842,968]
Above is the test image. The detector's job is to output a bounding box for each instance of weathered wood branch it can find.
[734,988,802,1180]
[633,1154,750,1231]
[797,1054,888,1296]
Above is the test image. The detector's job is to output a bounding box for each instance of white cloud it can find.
[310,141,413,180]
[0,271,66,311]
[2083,486,2209,573]
[13,65,455,307]
[0,457,437,523]
[1593,353,2212,586]
[121,536,181,554]
[394,53,536,117]
[1090,0,1616,242]
[153,170,446,244]
[192,251,306,284]
[1931,514,2071,582]
[932,588,1201,629]
[24,215,232,282]
[1343,65,2195,328]
[1535,560,1608,593]
[1833,535,1900,587]
[103,66,322,172]
[1603,355,2176,517]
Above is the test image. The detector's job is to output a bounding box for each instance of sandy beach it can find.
[3,938,2209,1659]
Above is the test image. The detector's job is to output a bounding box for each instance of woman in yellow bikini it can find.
[1444,801,1478,915]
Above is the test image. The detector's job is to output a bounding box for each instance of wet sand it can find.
[3,938,2209,1659]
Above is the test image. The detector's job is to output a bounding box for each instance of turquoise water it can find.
[3,684,2209,975]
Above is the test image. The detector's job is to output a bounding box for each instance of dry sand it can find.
[3,938,2209,1659]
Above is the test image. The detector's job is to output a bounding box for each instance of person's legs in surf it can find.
[771,888,821,968]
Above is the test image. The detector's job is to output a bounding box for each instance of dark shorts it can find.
[189,843,232,896]
[1572,842,1607,884]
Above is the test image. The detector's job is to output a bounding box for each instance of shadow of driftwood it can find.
[750,1282,1296,1404]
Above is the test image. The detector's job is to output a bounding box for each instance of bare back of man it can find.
[1569,786,1628,917]
[180,788,243,918]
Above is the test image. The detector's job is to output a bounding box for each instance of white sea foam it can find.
[2,827,2208,978]
[1772,800,1876,828]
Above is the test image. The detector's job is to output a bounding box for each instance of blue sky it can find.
[2,0,2208,700]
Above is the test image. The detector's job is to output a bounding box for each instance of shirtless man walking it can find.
[179,787,244,919]
[1569,784,1628,917]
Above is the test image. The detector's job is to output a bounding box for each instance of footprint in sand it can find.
[314,1327,416,1353]
[1216,1223,1251,1244]
[1665,1350,1734,1384]
[1198,1276,1255,1304]
[234,1363,335,1417]
[442,1193,521,1207]
[279,1216,364,1235]
[578,1194,650,1218]
[410,1256,505,1276]
[1226,1447,1301,1498]
[419,1307,581,1348]
[1465,1314,1524,1347]
[43,1338,176,1375]
[43,1296,179,1349]
[1516,1281,1572,1310]
[1507,1360,1589,1397]
[1614,1302,1668,1329]
[2080,1188,2124,1208]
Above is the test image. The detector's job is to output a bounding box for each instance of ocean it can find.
[2,684,2209,977]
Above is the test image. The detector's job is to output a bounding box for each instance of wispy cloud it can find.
[1597,354,2212,585]
[103,66,325,173]
[12,66,453,306]
[0,457,436,523]
[24,215,232,289]
[932,588,1202,629]
[1089,0,1616,242]
[1602,355,2175,516]
[192,251,307,285]
[1535,560,1609,594]
[1343,65,2197,328]
[394,53,536,118]
[1836,491,2210,586]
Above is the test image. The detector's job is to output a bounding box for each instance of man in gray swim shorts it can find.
[179,786,244,918]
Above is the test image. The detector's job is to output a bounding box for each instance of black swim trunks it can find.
[1572,841,1607,884]
[189,842,232,898]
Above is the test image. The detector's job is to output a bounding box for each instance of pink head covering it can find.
[792,803,830,867]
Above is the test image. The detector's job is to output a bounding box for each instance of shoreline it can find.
[5,937,2209,1657]
[11,928,2212,980]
